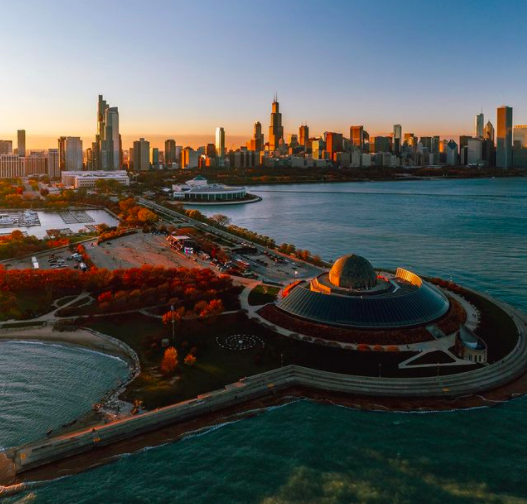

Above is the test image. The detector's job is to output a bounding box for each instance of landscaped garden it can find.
[247,284,280,306]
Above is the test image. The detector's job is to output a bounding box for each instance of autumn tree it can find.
[161,347,178,374]
[184,353,197,366]
[210,214,231,227]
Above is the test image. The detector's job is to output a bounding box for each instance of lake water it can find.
[0,341,129,449]
[0,209,119,239]
[5,177,527,503]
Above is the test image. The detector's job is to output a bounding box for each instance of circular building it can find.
[277,254,449,329]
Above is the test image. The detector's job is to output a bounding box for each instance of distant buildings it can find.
[467,138,483,165]
[496,106,513,168]
[61,170,130,188]
[326,132,343,160]
[96,95,121,170]
[393,124,402,155]
[17,130,26,157]
[0,140,12,155]
[215,127,226,163]
[513,125,527,167]
[268,95,284,151]
[299,124,309,150]
[64,137,83,171]
[165,139,177,166]
[484,121,495,142]
[350,126,364,151]
[474,113,484,138]
[47,148,60,178]
[445,140,458,165]
[132,138,150,171]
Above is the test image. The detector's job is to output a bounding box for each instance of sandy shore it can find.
[0,326,135,365]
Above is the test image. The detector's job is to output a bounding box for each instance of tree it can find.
[162,307,185,325]
[210,214,231,227]
[161,347,178,374]
[184,353,197,366]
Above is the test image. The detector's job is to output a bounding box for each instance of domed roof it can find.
[328,254,377,289]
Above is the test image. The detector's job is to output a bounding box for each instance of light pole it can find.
[378,363,382,378]
[294,269,298,282]
[170,304,175,344]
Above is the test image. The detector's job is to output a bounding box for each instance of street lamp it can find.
[294,269,298,281]
[170,304,175,343]
[378,363,382,378]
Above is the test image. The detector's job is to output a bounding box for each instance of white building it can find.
[61,170,130,188]
[361,154,371,167]
[445,140,458,165]
[172,175,246,202]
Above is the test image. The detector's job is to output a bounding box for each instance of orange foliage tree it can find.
[161,347,178,374]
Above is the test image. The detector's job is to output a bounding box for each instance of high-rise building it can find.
[445,140,458,165]
[17,130,26,157]
[393,124,402,155]
[299,124,309,149]
[370,136,392,154]
[513,125,527,167]
[496,105,513,168]
[64,137,83,171]
[150,148,160,167]
[96,95,121,170]
[58,136,66,171]
[268,95,284,151]
[475,113,484,138]
[467,138,483,165]
[431,136,440,155]
[420,137,432,151]
[0,140,12,155]
[350,126,364,151]
[132,138,150,171]
[247,122,264,151]
[47,148,60,178]
[484,121,495,143]
[165,139,177,166]
[325,132,343,159]
[215,127,226,161]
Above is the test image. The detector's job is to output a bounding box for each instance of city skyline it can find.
[1,0,527,149]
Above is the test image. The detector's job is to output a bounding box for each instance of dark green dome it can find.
[328,254,377,289]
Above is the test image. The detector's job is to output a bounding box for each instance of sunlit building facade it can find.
[496,105,513,168]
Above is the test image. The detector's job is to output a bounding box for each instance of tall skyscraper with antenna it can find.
[475,113,484,138]
[268,94,284,151]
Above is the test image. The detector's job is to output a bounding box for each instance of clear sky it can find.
[1,0,527,150]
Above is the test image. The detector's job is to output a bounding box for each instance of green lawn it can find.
[248,285,280,306]
[78,311,453,410]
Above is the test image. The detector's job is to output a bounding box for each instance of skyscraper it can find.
[268,95,284,151]
[475,113,484,138]
[58,136,66,171]
[484,121,495,143]
[17,130,26,157]
[96,95,121,170]
[247,122,264,151]
[215,127,226,160]
[496,106,513,169]
[132,138,150,171]
[64,137,83,171]
[350,126,364,151]
[513,125,527,167]
[47,148,60,178]
[393,124,402,156]
[165,139,177,166]
[326,132,343,159]
[299,124,309,149]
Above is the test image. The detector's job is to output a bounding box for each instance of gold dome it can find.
[328,254,377,289]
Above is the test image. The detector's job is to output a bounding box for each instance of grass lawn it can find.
[79,310,465,410]
[55,295,79,307]
[248,285,279,306]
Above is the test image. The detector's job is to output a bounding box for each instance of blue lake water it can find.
[5,177,527,503]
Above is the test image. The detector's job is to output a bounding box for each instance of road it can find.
[138,198,323,283]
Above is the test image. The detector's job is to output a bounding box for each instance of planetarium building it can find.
[277,254,449,329]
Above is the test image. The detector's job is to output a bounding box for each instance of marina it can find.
[0,210,40,228]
